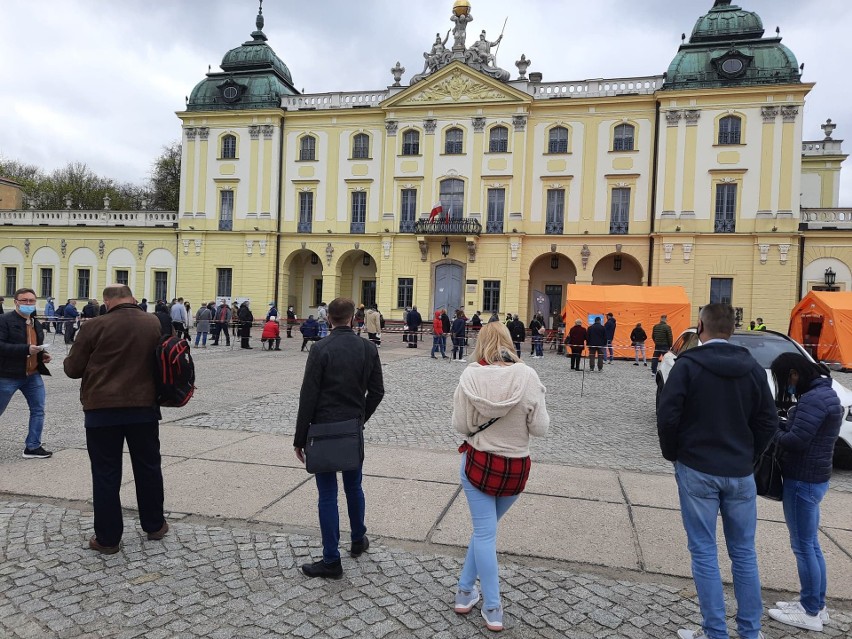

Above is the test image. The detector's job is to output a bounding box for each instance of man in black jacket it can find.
[0,288,53,458]
[508,314,526,358]
[586,316,607,372]
[406,305,422,348]
[657,304,777,639]
[294,297,384,579]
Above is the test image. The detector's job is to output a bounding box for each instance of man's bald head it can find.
[102,285,135,310]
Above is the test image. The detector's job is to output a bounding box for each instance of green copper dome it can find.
[186,6,297,112]
[690,0,764,43]
[663,0,801,91]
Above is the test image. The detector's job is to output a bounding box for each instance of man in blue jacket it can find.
[657,304,777,639]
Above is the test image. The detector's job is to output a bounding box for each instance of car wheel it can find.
[834,439,852,470]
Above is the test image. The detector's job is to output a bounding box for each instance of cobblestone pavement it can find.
[1,501,849,639]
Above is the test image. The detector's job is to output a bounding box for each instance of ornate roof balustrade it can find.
[0,210,178,227]
[283,91,388,110]
[531,76,662,99]
[413,219,481,235]
[802,140,845,156]
[801,208,852,229]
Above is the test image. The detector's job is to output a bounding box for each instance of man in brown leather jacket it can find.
[64,284,169,554]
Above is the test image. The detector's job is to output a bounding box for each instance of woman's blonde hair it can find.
[472,321,521,365]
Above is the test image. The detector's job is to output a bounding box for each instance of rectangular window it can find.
[313,279,323,307]
[350,191,366,233]
[489,127,508,153]
[77,269,90,299]
[216,268,233,298]
[397,278,413,308]
[399,189,417,232]
[483,280,501,313]
[154,271,168,303]
[710,278,733,305]
[40,268,53,299]
[545,189,565,234]
[298,192,313,233]
[114,269,129,286]
[486,188,505,234]
[714,183,737,233]
[4,267,17,297]
[219,190,234,231]
[610,188,630,234]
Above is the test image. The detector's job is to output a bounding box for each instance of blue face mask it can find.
[786,384,797,397]
[18,304,36,315]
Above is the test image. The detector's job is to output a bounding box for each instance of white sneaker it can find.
[458,359,467,363]
[775,600,830,625]
[768,605,823,631]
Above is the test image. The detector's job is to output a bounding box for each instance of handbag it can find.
[458,417,531,497]
[537,327,546,336]
[304,417,363,474]
[754,436,783,501]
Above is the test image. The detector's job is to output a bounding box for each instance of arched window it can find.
[352,133,370,159]
[299,135,316,161]
[489,126,508,153]
[402,130,420,156]
[718,116,742,145]
[221,134,237,159]
[445,128,464,154]
[548,126,569,154]
[439,178,464,219]
[613,124,635,151]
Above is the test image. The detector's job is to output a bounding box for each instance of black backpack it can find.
[155,335,196,407]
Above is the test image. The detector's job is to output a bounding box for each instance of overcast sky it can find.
[2,0,850,204]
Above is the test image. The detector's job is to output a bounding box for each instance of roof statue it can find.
[410,1,511,84]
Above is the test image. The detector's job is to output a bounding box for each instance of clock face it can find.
[721,58,745,76]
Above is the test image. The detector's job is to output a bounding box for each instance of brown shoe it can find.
[147,520,169,541]
[88,535,120,555]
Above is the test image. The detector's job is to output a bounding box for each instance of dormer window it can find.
[217,79,246,104]
[712,51,753,80]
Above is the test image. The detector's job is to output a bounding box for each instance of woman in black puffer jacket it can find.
[767,353,842,631]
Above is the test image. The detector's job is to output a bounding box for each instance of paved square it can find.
[0,337,850,637]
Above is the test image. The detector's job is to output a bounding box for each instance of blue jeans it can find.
[782,478,829,615]
[458,454,519,609]
[194,332,208,346]
[532,336,543,357]
[0,375,46,450]
[675,462,762,639]
[431,335,446,356]
[314,467,366,563]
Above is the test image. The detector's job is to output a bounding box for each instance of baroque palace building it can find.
[1,0,849,329]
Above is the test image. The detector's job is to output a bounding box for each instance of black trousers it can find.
[86,422,165,547]
[569,346,584,369]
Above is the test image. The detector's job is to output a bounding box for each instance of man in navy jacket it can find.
[603,312,617,363]
[657,304,777,639]
[586,316,607,372]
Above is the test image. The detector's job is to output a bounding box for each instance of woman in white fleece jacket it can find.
[451,321,549,632]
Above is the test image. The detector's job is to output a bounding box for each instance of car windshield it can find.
[729,333,803,368]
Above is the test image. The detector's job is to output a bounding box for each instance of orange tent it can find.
[561,285,691,359]
[788,291,852,368]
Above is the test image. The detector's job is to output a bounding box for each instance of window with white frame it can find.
[217,268,233,298]
[298,192,313,232]
[154,271,168,302]
[548,126,569,153]
[299,135,316,161]
[613,123,635,151]
[402,130,420,156]
[486,188,505,234]
[445,128,464,154]
[40,268,53,299]
[489,126,508,153]
[710,278,733,305]
[483,280,501,312]
[4,267,17,297]
[439,179,464,219]
[714,183,737,233]
[545,189,565,234]
[610,188,630,235]
[221,134,237,159]
[352,133,370,159]
[77,269,90,299]
[397,278,413,309]
[718,116,742,145]
[219,190,234,231]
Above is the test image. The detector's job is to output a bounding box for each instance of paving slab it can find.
[432,492,639,569]
[825,527,852,558]
[157,425,255,458]
[119,458,309,520]
[195,432,303,468]
[821,489,852,531]
[632,505,852,599]
[619,470,679,509]
[524,464,623,502]
[255,475,458,541]
[363,446,460,484]
[0,449,92,501]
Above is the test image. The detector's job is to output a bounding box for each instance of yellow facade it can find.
[2,1,850,333]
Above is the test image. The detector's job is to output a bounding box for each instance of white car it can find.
[656,328,852,469]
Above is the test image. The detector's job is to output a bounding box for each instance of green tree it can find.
[149,141,181,211]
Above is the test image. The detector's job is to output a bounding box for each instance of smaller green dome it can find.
[185,6,297,112]
[691,1,764,43]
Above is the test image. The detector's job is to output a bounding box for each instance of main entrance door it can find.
[434,263,463,313]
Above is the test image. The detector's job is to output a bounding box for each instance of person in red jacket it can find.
[261,317,281,351]
[566,319,587,371]
[431,310,447,359]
